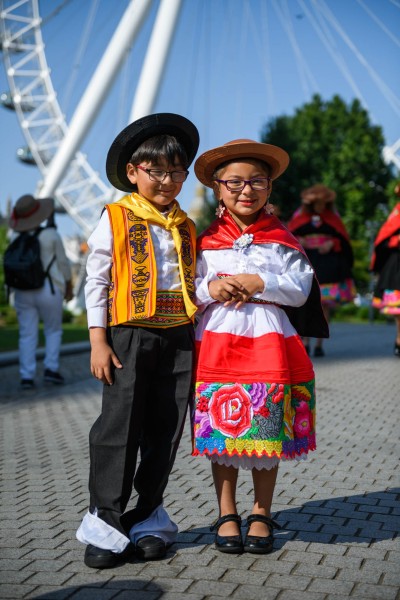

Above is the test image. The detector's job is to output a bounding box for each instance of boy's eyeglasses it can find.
[215,177,271,192]
[136,164,189,183]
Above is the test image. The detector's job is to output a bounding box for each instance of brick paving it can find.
[0,322,399,600]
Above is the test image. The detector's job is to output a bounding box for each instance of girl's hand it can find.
[208,274,264,309]
[224,274,264,308]
[208,277,245,304]
[89,327,122,385]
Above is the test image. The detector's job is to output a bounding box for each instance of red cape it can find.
[198,212,305,252]
[287,207,351,242]
[198,212,329,339]
[370,203,400,271]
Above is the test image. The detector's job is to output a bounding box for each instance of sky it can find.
[1,0,399,239]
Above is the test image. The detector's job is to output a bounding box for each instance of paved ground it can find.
[0,322,399,600]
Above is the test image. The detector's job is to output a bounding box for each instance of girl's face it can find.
[213,159,271,230]
[126,156,185,210]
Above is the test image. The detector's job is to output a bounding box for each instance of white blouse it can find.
[195,243,314,313]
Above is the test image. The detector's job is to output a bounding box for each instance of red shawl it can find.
[287,207,350,242]
[370,203,400,271]
[198,212,329,339]
[198,212,304,251]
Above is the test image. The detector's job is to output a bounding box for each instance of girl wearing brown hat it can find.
[287,184,356,357]
[192,140,327,554]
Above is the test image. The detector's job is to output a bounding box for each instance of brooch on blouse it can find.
[233,233,254,251]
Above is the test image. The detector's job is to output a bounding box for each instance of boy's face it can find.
[213,159,272,230]
[126,157,186,210]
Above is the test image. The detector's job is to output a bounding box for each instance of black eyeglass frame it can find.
[135,164,189,183]
[214,177,271,192]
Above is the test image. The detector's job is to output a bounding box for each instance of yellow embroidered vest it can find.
[106,194,197,327]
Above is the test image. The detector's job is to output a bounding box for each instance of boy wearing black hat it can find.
[76,113,199,568]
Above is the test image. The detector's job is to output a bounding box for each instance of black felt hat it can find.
[106,113,200,192]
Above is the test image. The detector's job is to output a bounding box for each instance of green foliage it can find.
[194,187,218,234]
[332,303,387,323]
[262,94,395,240]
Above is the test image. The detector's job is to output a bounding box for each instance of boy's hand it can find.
[89,327,122,385]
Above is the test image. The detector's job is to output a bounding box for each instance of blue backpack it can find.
[3,228,55,292]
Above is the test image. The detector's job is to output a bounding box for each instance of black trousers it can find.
[88,323,194,534]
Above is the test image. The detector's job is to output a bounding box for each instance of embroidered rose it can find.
[293,402,313,438]
[233,233,254,252]
[209,383,253,437]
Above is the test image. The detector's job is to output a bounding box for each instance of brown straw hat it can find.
[106,113,200,192]
[194,139,290,188]
[9,194,54,232]
[301,184,336,205]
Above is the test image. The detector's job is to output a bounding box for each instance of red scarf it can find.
[370,203,400,271]
[198,212,329,339]
[198,211,305,252]
[287,207,350,242]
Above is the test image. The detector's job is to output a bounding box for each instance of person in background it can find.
[192,139,327,555]
[8,194,73,389]
[287,184,355,357]
[76,113,199,568]
[370,184,400,356]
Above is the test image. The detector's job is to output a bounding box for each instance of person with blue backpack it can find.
[6,194,73,389]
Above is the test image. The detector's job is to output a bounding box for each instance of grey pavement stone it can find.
[351,582,399,599]
[232,584,280,599]
[1,322,399,600]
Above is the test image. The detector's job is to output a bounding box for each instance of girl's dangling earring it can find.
[215,201,226,218]
[264,201,274,215]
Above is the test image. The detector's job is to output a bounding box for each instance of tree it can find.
[262,94,395,241]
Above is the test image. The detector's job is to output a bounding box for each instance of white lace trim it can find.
[208,453,307,470]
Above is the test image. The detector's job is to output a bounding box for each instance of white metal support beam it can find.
[39,0,153,198]
[129,0,183,121]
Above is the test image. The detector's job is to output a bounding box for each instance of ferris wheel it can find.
[1,0,400,240]
[0,0,182,237]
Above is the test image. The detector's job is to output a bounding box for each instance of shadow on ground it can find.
[31,579,164,599]
[184,488,399,550]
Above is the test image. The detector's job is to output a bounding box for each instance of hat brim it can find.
[194,140,290,188]
[9,196,54,232]
[106,113,200,192]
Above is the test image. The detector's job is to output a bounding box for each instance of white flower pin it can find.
[233,233,254,252]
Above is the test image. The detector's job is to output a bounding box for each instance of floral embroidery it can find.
[293,401,314,438]
[208,383,253,437]
[193,379,316,459]
[233,233,254,252]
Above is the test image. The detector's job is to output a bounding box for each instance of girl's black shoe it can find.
[210,514,243,554]
[243,514,281,554]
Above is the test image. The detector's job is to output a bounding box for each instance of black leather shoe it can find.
[84,543,134,569]
[243,514,281,554]
[313,346,325,357]
[210,514,243,554]
[135,535,167,560]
